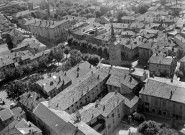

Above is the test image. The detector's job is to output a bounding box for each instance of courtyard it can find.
[111,121,138,135]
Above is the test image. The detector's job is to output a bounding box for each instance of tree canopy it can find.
[6,80,27,101]
[138,120,160,135]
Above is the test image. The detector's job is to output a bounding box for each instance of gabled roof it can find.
[33,102,70,135]
[140,77,185,104]
[79,92,124,122]
[123,94,139,108]
[179,56,185,63]
[0,108,14,122]
[34,101,101,135]
[15,118,42,134]
[49,67,110,111]
[106,73,138,89]
[148,55,173,65]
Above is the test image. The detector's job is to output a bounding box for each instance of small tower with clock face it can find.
[108,24,122,66]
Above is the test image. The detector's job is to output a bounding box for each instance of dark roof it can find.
[0,108,14,122]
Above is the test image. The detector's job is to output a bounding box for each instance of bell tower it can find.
[108,24,122,66]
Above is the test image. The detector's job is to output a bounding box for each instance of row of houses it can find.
[0,107,42,135]
[0,43,50,72]
[26,62,148,135]
[23,16,81,44]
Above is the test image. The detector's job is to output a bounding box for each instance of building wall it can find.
[26,19,76,44]
[109,43,122,66]
[107,84,132,95]
[180,62,185,73]
[66,78,107,114]
[140,94,185,119]
[121,47,138,60]
[138,48,152,64]
[34,116,57,135]
[105,101,124,135]
[149,63,173,77]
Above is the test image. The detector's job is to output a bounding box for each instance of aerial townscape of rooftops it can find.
[0,0,185,135]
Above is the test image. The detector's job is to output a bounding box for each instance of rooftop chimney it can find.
[76,72,79,78]
[77,67,80,72]
[103,105,105,111]
[170,91,173,99]
[129,77,132,82]
[97,75,100,79]
[50,81,54,85]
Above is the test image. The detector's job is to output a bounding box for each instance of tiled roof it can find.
[79,92,124,122]
[94,34,110,41]
[78,103,100,123]
[15,10,36,18]
[19,92,45,111]
[123,94,139,108]
[0,59,14,68]
[139,77,185,103]
[15,118,42,134]
[140,78,177,99]
[33,102,71,135]
[49,67,109,111]
[179,56,185,63]
[99,92,124,117]
[34,101,101,135]
[0,108,14,122]
[12,107,25,119]
[118,37,143,49]
[36,71,71,93]
[148,55,173,65]
[29,19,71,29]
[106,72,138,89]
[129,22,144,29]
[121,16,135,20]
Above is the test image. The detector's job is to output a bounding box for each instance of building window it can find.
[146,96,148,101]
[117,108,119,112]
[107,116,109,119]
[118,114,120,118]
[152,109,155,113]
[163,112,167,115]
[163,100,166,107]
[158,110,161,114]
[112,113,114,117]
[145,102,149,106]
